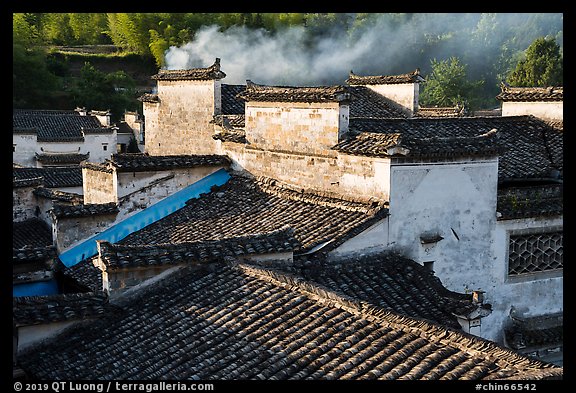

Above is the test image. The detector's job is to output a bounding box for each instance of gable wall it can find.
[144,80,220,155]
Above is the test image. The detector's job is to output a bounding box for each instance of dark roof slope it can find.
[98,228,298,271]
[101,153,231,172]
[13,218,56,264]
[238,81,351,103]
[298,253,485,330]
[335,116,562,180]
[13,292,109,327]
[119,175,387,254]
[13,167,83,188]
[497,184,563,220]
[13,218,52,249]
[496,86,563,102]
[50,202,119,219]
[18,262,562,380]
[221,84,245,115]
[13,109,111,142]
[35,152,89,165]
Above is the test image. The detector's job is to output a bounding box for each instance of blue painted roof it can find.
[13,279,59,297]
[58,168,231,267]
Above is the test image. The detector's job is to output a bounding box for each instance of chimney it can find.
[472,290,485,305]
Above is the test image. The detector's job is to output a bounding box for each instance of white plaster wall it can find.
[387,158,499,294]
[115,166,225,221]
[328,218,389,259]
[367,83,418,115]
[13,134,37,167]
[83,132,118,162]
[13,134,116,167]
[481,216,564,342]
[501,101,563,121]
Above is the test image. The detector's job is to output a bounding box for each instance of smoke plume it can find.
[163,13,563,86]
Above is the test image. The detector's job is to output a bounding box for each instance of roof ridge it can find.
[235,262,562,375]
[253,175,385,212]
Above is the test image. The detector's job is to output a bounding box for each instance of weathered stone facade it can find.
[142,74,222,155]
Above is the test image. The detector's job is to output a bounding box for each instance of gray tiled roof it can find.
[497,184,563,220]
[13,218,52,249]
[18,261,562,380]
[212,129,247,144]
[334,128,501,158]
[32,187,83,204]
[98,227,298,271]
[335,116,562,180]
[237,81,351,103]
[151,59,226,81]
[496,86,563,102]
[346,69,425,85]
[50,202,119,219]
[13,167,83,188]
[13,109,111,142]
[119,175,388,254]
[104,153,231,172]
[416,105,466,118]
[505,313,563,351]
[221,84,245,114]
[212,114,246,143]
[60,258,103,293]
[13,218,56,263]
[35,152,89,165]
[297,253,483,330]
[13,291,109,327]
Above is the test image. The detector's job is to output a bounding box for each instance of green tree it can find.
[13,13,58,107]
[149,29,169,68]
[71,62,138,121]
[507,37,563,87]
[419,56,484,110]
[68,13,110,44]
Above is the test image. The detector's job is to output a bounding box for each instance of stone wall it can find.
[244,102,348,156]
[13,186,38,221]
[144,80,220,155]
[54,213,117,252]
[223,143,391,201]
[83,167,117,204]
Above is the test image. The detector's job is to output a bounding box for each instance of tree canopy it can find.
[507,37,563,87]
[13,13,563,114]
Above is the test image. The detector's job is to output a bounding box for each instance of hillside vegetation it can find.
[13,13,563,117]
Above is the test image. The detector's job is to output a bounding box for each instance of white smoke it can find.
[164,24,391,86]
[163,14,563,86]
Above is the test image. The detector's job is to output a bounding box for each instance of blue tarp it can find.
[58,168,231,268]
[13,279,59,297]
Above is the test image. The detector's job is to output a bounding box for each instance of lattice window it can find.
[508,231,563,275]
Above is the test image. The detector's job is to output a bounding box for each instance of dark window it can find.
[508,231,563,275]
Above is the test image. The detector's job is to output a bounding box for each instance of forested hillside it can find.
[13,13,563,116]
